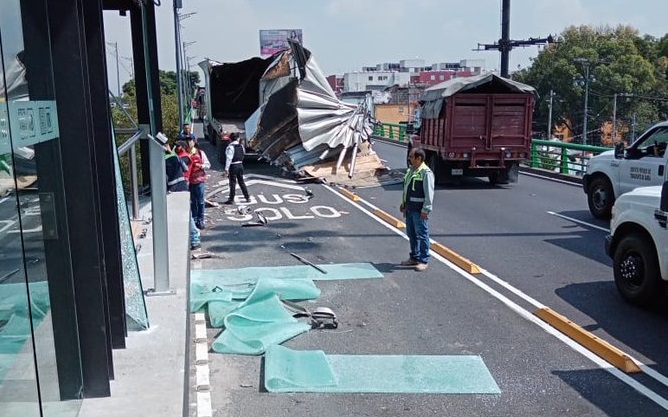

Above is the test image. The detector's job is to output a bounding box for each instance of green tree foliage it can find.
[513,25,668,145]
[111,70,189,189]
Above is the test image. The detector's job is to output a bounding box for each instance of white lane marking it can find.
[520,170,585,187]
[547,211,610,233]
[196,391,212,417]
[323,184,668,410]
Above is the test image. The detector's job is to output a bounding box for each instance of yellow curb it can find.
[534,307,642,374]
[374,209,406,228]
[430,242,482,274]
[338,188,361,201]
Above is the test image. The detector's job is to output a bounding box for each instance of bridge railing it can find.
[529,140,610,177]
[373,122,409,142]
[371,122,612,177]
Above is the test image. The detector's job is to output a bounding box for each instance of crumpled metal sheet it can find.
[246,43,378,177]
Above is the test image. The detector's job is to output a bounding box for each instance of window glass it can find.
[0,1,82,415]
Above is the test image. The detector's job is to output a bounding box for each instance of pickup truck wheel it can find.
[587,176,614,219]
[613,233,663,306]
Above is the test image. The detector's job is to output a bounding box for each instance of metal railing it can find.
[529,140,610,177]
[110,90,144,220]
[373,122,410,142]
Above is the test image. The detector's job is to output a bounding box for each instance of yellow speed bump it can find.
[535,307,641,374]
[338,188,361,202]
[430,242,481,274]
[374,209,406,228]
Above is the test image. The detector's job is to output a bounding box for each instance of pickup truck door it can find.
[618,126,668,195]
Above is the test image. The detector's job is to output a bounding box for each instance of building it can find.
[340,58,485,93]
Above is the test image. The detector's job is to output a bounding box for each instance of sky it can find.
[102,0,668,92]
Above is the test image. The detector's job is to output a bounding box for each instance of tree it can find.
[513,25,665,145]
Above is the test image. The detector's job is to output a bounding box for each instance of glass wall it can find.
[0,1,82,416]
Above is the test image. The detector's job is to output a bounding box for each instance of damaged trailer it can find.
[200,41,386,184]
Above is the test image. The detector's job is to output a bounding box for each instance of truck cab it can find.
[605,181,668,306]
[583,121,668,218]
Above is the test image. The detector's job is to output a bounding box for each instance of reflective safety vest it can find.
[403,163,428,212]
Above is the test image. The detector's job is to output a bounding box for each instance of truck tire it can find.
[428,153,445,185]
[613,233,663,306]
[587,176,614,219]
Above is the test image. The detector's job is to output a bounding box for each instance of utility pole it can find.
[474,0,555,78]
[547,89,554,139]
[573,57,592,146]
[612,93,617,142]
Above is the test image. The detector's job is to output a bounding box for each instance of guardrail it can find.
[373,122,410,142]
[371,122,612,177]
[529,140,610,177]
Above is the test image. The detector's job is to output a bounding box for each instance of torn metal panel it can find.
[240,43,381,182]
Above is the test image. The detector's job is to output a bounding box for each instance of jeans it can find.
[189,216,200,247]
[189,183,205,225]
[405,210,430,264]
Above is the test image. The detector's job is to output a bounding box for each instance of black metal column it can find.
[45,0,112,398]
[82,0,127,352]
[500,0,511,78]
[19,0,85,400]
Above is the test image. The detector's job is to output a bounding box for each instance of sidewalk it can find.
[78,191,191,417]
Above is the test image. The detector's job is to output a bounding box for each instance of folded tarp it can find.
[264,345,501,394]
[191,277,320,355]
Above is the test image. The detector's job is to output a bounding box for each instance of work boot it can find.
[400,258,418,266]
[223,199,234,205]
[414,263,428,272]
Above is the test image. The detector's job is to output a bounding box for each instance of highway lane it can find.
[188,134,668,416]
[362,140,668,381]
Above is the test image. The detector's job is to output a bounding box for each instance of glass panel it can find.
[0,3,41,415]
[1,1,82,416]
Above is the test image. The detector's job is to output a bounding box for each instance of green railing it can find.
[529,140,610,176]
[373,122,409,142]
[372,122,613,177]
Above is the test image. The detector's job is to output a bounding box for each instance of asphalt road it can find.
[192,135,668,417]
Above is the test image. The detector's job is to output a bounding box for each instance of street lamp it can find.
[173,7,197,125]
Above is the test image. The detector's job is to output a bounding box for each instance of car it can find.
[583,121,668,218]
[605,181,668,306]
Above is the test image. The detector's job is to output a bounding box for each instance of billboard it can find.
[259,29,303,56]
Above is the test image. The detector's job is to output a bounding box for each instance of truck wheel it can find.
[428,154,444,185]
[613,233,663,306]
[587,176,614,219]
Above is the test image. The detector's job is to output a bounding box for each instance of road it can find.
[190,133,668,417]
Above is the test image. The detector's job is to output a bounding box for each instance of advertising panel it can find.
[259,29,303,56]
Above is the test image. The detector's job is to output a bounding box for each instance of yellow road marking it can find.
[374,209,406,228]
[338,188,361,201]
[430,242,482,274]
[535,307,642,374]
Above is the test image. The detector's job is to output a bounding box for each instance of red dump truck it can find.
[413,73,535,184]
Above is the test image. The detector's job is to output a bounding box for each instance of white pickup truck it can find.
[605,182,668,306]
[583,121,668,218]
